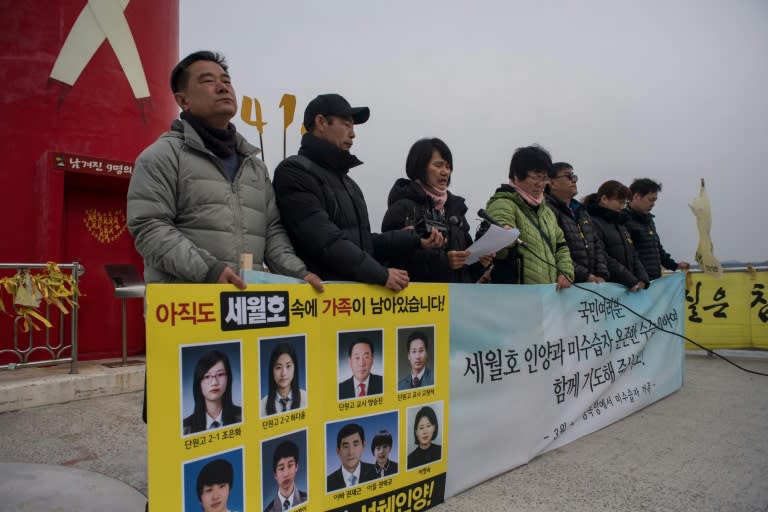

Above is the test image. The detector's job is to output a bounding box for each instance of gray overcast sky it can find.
[181,0,768,262]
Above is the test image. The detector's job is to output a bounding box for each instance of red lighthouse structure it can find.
[0,0,179,359]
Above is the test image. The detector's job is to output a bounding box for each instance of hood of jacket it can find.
[387,177,428,207]
[545,192,583,215]
[624,207,655,224]
[586,199,627,224]
[487,183,527,212]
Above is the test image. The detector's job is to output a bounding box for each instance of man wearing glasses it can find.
[545,162,609,284]
[484,145,574,287]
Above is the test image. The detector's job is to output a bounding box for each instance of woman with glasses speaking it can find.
[544,162,609,284]
[484,145,574,287]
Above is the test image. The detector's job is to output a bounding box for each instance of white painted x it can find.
[50,0,149,99]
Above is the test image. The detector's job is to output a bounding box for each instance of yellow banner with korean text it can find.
[684,269,768,350]
[146,282,449,512]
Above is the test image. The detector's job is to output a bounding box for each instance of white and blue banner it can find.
[446,273,685,496]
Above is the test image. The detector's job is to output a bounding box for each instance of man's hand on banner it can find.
[217,267,247,290]
[303,273,324,293]
[555,274,572,291]
[385,268,410,292]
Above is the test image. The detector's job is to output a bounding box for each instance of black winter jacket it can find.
[381,178,480,283]
[545,194,609,283]
[586,201,650,288]
[273,134,420,284]
[624,208,678,280]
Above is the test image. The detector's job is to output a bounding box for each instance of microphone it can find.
[477,209,528,247]
[477,209,503,227]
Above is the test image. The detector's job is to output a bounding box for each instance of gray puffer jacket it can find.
[127,119,308,284]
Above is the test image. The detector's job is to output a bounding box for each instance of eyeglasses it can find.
[202,371,227,383]
[526,174,550,184]
[555,172,578,182]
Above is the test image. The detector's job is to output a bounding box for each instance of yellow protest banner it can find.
[146,282,449,512]
[684,270,768,350]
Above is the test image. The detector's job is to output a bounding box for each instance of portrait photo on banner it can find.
[179,340,243,437]
[396,325,436,392]
[258,334,308,418]
[182,447,245,512]
[406,401,444,471]
[324,410,400,494]
[337,329,385,401]
[261,429,309,512]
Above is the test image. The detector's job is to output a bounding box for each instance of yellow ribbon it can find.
[0,263,81,331]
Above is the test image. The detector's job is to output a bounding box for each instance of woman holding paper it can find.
[484,145,574,287]
[381,138,493,283]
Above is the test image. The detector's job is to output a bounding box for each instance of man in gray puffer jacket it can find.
[128,51,322,291]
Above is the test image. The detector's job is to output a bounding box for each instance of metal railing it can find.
[0,262,82,374]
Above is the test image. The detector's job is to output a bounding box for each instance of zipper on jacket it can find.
[192,142,248,266]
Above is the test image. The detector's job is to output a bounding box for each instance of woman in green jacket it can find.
[485,145,574,288]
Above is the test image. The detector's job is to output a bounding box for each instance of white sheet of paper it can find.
[465,225,520,265]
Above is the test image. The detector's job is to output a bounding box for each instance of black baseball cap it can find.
[303,94,370,130]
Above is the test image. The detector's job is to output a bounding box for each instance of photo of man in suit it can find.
[339,337,382,399]
[326,423,377,492]
[398,330,434,390]
[263,440,307,512]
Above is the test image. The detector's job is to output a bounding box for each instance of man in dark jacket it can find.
[545,162,609,284]
[625,178,689,280]
[273,94,443,291]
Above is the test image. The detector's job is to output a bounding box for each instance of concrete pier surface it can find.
[0,352,766,511]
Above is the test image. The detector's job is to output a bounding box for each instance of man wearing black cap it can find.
[273,94,443,291]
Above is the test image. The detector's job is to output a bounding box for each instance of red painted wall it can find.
[0,0,179,360]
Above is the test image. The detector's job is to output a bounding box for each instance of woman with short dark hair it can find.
[485,145,574,286]
[381,138,492,283]
[407,406,442,469]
